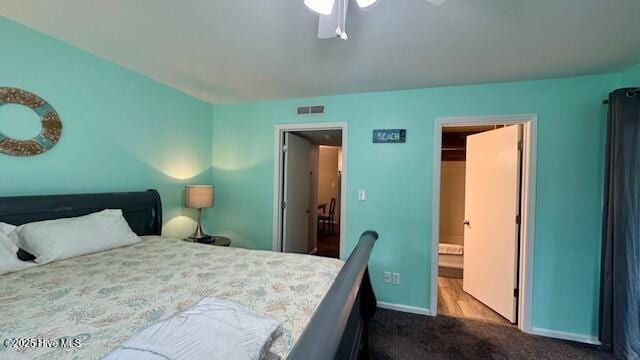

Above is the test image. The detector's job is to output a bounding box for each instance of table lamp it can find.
[185,185,214,242]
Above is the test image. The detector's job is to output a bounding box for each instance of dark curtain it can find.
[600,88,640,359]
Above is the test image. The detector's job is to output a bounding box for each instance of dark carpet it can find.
[370,309,613,360]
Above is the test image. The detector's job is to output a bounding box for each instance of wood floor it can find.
[316,230,339,258]
[437,276,511,326]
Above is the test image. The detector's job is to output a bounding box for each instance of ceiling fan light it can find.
[304,0,335,15]
[356,0,378,9]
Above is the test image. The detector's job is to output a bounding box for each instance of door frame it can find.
[273,122,348,258]
[430,114,537,333]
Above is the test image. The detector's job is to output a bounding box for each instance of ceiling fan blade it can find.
[356,0,378,9]
[425,0,447,5]
[305,0,335,15]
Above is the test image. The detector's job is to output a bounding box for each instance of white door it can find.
[463,125,522,323]
[282,132,312,253]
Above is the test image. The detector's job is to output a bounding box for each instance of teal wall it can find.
[620,63,640,86]
[0,17,213,236]
[210,73,619,338]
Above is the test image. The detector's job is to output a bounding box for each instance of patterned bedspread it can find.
[0,236,343,359]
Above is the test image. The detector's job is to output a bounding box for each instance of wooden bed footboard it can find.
[289,230,379,360]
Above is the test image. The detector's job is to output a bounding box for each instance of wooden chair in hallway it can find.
[318,198,337,234]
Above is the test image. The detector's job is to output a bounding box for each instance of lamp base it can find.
[186,234,213,243]
[187,208,211,243]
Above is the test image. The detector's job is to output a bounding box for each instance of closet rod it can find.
[603,87,640,104]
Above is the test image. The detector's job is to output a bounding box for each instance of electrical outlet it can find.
[392,273,400,285]
[383,271,392,284]
[358,189,366,201]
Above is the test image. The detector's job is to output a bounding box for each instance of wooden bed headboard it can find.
[0,189,162,236]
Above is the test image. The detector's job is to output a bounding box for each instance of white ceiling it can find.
[2,0,640,104]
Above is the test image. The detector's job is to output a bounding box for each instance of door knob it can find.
[463,220,470,226]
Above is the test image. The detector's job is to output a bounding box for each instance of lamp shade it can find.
[185,185,214,209]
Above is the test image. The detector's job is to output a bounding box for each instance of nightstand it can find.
[185,236,231,247]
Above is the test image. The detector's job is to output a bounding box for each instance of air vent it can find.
[297,106,311,115]
[310,106,325,114]
[297,105,325,115]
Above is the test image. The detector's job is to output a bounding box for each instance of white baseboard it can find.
[529,327,601,345]
[377,301,433,316]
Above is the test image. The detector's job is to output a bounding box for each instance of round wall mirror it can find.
[0,87,62,156]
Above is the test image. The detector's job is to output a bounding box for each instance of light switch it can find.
[392,273,401,285]
[358,189,366,201]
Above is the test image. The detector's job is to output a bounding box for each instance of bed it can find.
[0,190,378,360]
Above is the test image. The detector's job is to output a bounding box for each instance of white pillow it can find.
[0,222,17,236]
[14,209,141,264]
[0,233,36,275]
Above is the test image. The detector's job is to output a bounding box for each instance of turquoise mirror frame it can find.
[0,87,62,156]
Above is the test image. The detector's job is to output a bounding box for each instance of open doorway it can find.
[273,123,346,259]
[431,115,537,333]
[316,145,342,258]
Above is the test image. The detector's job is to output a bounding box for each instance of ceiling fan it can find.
[305,0,447,40]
